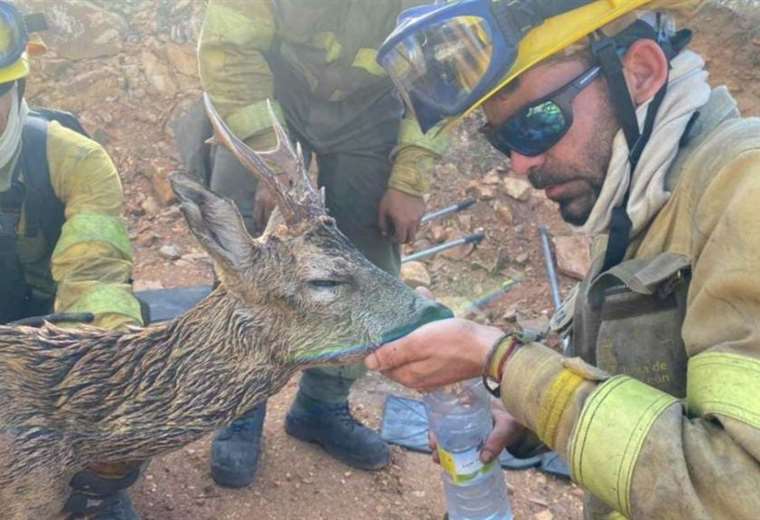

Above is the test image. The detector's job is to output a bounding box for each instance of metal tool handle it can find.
[463,279,518,317]
[421,198,476,224]
[538,225,562,311]
[538,225,575,355]
[402,232,485,263]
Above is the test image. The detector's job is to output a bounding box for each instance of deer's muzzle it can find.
[294,299,453,365]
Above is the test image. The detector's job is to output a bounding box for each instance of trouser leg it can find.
[172,97,213,185]
[209,146,260,236]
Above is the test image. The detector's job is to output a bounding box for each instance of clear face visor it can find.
[378,15,494,131]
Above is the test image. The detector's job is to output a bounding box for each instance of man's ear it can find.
[171,174,256,272]
[622,39,669,105]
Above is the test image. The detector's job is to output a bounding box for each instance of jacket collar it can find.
[664,86,740,191]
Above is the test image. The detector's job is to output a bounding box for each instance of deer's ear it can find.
[171,174,254,271]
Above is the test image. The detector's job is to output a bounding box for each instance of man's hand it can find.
[253,183,278,232]
[364,318,503,391]
[480,400,525,463]
[378,188,426,244]
[429,400,525,464]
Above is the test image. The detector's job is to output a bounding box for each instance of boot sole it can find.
[210,462,258,489]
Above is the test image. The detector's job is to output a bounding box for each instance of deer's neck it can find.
[65,287,295,462]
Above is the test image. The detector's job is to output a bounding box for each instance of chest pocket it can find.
[575,253,691,398]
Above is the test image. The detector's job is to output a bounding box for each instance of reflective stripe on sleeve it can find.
[687,352,760,429]
[397,117,448,156]
[352,48,385,76]
[65,283,143,325]
[569,375,678,518]
[53,213,132,259]
[225,99,285,142]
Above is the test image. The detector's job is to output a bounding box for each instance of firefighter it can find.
[0,3,144,518]
[197,0,447,488]
[368,1,760,518]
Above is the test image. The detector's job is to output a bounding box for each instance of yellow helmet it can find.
[0,2,49,85]
[471,0,702,121]
[0,57,27,85]
[378,0,702,132]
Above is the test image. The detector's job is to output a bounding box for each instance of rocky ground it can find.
[16,1,760,518]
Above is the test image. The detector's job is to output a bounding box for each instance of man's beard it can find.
[558,190,600,226]
[527,161,606,226]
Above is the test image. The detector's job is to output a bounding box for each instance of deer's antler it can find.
[203,93,326,226]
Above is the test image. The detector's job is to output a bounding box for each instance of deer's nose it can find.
[380,298,453,346]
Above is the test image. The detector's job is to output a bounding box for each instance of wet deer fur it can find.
[0,96,444,519]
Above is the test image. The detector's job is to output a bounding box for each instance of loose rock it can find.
[141,49,179,96]
[465,180,496,201]
[150,167,177,206]
[159,244,181,261]
[495,203,514,225]
[401,261,431,288]
[533,510,555,520]
[553,235,592,280]
[136,231,159,248]
[429,225,448,244]
[503,177,532,201]
[481,168,502,185]
[515,252,529,264]
[141,196,160,216]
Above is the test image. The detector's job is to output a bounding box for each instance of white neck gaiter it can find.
[0,83,29,191]
[574,50,712,238]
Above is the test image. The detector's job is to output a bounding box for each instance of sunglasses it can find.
[480,64,602,158]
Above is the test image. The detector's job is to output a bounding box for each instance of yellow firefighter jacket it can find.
[197,0,446,197]
[499,87,760,519]
[13,121,142,330]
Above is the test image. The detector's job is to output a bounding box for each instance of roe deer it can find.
[0,95,450,519]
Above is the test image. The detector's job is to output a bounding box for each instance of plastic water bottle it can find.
[424,379,513,520]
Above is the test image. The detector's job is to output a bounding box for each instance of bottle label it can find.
[437,445,497,485]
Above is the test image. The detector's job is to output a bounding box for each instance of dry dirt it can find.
[21,1,760,519]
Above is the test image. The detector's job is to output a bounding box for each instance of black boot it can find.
[285,392,390,470]
[65,465,143,520]
[210,402,267,488]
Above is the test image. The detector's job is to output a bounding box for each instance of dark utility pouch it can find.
[577,252,691,398]
[0,179,29,324]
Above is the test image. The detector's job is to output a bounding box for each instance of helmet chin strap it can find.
[591,20,692,271]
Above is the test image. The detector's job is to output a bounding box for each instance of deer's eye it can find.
[307,280,343,289]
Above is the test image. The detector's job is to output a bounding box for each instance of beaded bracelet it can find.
[481,334,522,398]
